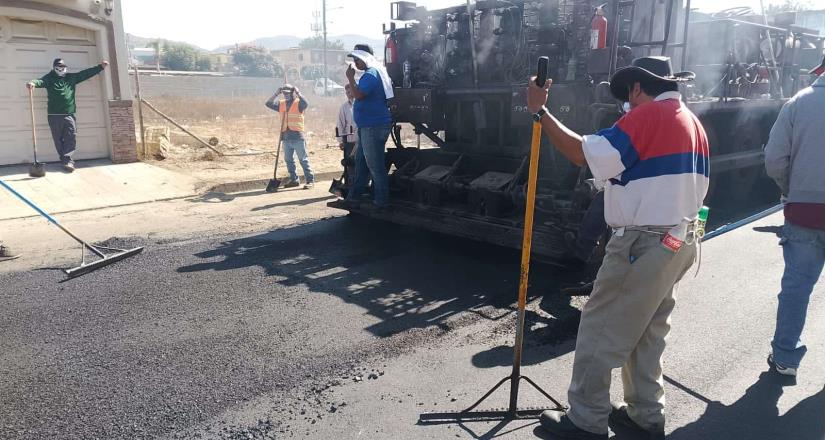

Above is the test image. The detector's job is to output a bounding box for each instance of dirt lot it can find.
[135,94,426,188]
[136,95,348,187]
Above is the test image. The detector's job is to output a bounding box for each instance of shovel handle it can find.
[535,56,549,87]
[29,87,37,161]
[272,103,289,180]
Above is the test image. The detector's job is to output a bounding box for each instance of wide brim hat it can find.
[809,54,825,76]
[609,56,695,102]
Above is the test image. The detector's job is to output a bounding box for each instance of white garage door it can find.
[0,17,108,166]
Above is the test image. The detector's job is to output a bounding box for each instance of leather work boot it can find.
[539,410,607,439]
[608,403,665,440]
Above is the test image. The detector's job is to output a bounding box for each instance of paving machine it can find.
[329,0,824,259]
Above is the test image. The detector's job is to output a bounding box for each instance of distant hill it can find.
[126,34,210,52]
[214,34,384,53]
[214,35,302,53]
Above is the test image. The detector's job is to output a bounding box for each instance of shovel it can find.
[265,104,289,193]
[27,88,45,178]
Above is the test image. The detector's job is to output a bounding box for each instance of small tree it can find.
[196,56,213,72]
[299,36,345,50]
[232,46,283,77]
[162,42,200,71]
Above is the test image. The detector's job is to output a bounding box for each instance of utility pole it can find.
[323,0,328,96]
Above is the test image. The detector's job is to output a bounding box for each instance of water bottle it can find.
[403,60,412,88]
[696,206,710,239]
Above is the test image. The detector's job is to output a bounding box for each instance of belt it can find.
[615,221,703,276]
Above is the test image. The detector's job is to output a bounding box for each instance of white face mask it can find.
[622,102,632,113]
[54,66,68,77]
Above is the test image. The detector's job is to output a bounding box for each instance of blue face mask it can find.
[54,66,68,77]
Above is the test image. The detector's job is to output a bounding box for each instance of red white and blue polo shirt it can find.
[582,92,710,228]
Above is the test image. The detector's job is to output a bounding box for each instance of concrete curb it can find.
[205,171,341,194]
[0,172,343,223]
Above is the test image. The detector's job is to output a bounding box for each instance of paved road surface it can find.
[1,212,823,439]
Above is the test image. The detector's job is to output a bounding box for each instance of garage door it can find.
[0,17,108,166]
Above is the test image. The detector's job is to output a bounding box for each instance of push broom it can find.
[0,179,143,279]
[419,57,565,424]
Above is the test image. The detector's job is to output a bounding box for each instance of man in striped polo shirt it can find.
[527,56,709,439]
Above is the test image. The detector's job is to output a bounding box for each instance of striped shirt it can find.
[582,92,710,228]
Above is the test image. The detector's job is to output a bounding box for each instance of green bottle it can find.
[697,206,710,238]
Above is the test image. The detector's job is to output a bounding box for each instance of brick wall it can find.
[108,100,137,163]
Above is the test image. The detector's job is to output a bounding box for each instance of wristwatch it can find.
[532,106,548,122]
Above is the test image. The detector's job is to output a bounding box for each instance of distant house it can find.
[131,47,159,67]
[208,52,233,73]
[271,47,349,81]
[0,0,136,166]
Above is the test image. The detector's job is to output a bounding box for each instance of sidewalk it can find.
[0,160,198,220]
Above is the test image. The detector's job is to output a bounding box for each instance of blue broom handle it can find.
[0,178,89,247]
[0,178,59,225]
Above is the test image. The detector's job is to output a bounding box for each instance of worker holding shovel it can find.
[265,85,315,189]
[26,58,108,173]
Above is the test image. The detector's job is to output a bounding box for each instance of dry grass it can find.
[139,95,343,146]
[135,94,428,186]
[135,95,347,183]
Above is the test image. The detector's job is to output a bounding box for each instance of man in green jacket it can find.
[26,58,109,172]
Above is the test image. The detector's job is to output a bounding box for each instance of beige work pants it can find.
[566,229,697,435]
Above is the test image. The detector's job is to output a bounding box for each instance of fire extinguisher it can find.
[590,5,607,50]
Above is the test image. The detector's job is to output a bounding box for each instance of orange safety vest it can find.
[278,99,305,133]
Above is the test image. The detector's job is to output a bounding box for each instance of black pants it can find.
[48,114,77,164]
[341,141,356,187]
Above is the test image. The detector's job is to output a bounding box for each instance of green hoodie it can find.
[31,65,104,115]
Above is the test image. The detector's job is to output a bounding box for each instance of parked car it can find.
[313,78,345,96]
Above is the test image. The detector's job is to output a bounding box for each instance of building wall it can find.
[108,99,136,163]
[0,0,136,163]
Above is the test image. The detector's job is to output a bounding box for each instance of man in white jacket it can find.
[337,84,358,188]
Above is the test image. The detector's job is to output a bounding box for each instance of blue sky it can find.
[121,0,809,50]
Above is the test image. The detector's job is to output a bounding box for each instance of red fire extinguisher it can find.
[591,5,607,50]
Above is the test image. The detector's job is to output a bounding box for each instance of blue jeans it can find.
[349,125,391,206]
[283,138,314,183]
[771,221,825,368]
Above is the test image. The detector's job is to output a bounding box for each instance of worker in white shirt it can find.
[337,84,358,189]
